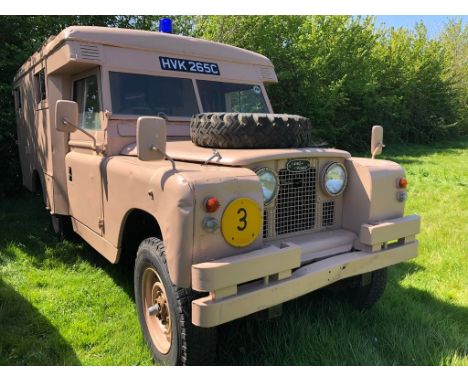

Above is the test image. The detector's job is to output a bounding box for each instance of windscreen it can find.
[197,80,268,113]
[109,72,199,117]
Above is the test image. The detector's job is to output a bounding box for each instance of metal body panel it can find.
[192,244,301,292]
[342,157,407,235]
[360,214,421,246]
[95,156,263,287]
[14,26,276,82]
[65,151,104,233]
[122,140,351,166]
[72,218,118,262]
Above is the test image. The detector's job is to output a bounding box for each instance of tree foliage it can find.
[0,16,466,195]
[194,16,467,148]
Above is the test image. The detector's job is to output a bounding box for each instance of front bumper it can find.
[191,214,420,328]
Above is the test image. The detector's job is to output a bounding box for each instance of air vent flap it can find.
[78,44,102,61]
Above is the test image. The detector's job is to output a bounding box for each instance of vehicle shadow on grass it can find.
[0,279,81,365]
[216,260,468,365]
[0,192,135,366]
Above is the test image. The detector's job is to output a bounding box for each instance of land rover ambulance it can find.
[13,23,420,365]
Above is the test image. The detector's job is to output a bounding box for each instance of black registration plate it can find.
[159,56,220,75]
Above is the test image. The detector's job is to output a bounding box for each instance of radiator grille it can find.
[322,201,335,227]
[275,167,317,236]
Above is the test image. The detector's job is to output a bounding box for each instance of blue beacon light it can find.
[159,18,173,34]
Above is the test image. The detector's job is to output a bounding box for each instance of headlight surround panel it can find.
[255,167,279,204]
[322,162,347,196]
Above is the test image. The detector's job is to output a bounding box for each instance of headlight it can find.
[256,168,278,204]
[322,162,347,196]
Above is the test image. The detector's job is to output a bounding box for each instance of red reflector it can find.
[399,177,408,188]
[205,197,220,213]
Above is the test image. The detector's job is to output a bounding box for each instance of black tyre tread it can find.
[176,287,217,366]
[349,268,388,310]
[190,112,313,149]
[135,237,217,366]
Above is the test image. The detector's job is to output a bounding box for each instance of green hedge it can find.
[0,16,466,195]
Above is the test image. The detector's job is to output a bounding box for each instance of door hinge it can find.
[98,218,104,233]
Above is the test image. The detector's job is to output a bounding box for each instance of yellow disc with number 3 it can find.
[221,198,262,248]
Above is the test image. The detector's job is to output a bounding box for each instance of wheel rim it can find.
[141,267,172,354]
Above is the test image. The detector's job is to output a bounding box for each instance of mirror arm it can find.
[63,118,99,151]
[150,145,176,170]
[371,142,385,159]
[157,112,169,121]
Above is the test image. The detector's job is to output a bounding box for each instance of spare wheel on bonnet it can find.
[190,113,313,149]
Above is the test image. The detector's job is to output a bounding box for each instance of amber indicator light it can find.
[205,197,221,213]
[398,177,408,188]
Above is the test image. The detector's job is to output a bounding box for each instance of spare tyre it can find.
[190,113,313,149]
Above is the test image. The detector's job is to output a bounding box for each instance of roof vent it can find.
[78,44,102,61]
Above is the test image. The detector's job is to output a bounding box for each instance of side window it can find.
[73,75,101,130]
[35,69,47,102]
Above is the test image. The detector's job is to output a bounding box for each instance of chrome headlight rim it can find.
[255,167,279,205]
[321,162,347,197]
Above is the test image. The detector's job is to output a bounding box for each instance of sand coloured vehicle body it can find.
[13,25,420,365]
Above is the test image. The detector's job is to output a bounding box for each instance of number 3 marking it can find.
[237,208,248,231]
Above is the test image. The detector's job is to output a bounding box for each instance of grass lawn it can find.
[0,140,467,365]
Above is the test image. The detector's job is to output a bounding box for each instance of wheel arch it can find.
[117,208,163,266]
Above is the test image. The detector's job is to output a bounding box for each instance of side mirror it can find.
[56,100,78,133]
[370,125,384,159]
[137,116,167,161]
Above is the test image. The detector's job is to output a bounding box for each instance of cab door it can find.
[66,69,106,235]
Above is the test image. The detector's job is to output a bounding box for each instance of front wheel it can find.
[134,238,217,365]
